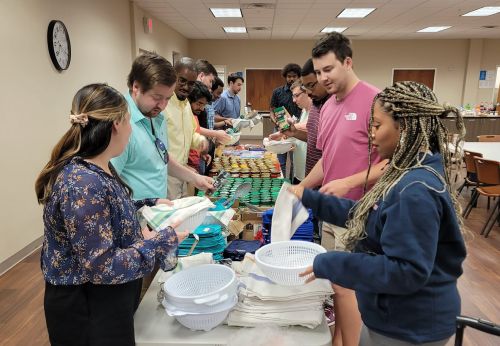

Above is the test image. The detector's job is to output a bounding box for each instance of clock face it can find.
[47,20,71,71]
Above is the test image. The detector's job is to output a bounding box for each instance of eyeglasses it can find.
[302,81,318,91]
[177,76,196,88]
[143,119,169,165]
[154,137,169,164]
[292,90,305,98]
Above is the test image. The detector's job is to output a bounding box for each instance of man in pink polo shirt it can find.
[299,33,387,346]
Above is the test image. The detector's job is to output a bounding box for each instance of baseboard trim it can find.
[0,236,43,276]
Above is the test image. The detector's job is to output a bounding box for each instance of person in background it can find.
[289,80,312,183]
[281,58,329,244]
[194,60,231,145]
[269,79,312,184]
[270,63,302,178]
[195,59,217,89]
[214,73,244,121]
[298,33,387,346]
[165,57,210,199]
[110,53,212,202]
[301,58,328,176]
[35,83,187,345]
[188,81,215,174]
[210,76,232,130]
[293,81,467,346]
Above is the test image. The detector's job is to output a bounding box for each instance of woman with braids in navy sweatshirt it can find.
[290,81,466,345]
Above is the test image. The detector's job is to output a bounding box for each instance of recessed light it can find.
[417,26,451,33]
[337,8,375,18]
[321,27,348,33]
[210,8,242,18]
[462,6,500,17]
[223,27,247,33]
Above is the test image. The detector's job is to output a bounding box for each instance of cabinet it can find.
[442,117,500,141]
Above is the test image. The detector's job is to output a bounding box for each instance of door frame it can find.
[391,68,437,90]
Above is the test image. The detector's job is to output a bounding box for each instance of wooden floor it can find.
[0,193,498,346]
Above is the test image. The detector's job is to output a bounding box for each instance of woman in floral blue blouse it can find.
[35,83,184,345]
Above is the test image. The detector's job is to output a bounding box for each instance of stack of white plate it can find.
[162,264,238,331]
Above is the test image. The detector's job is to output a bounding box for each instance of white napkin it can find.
[226,254,331,329]
[263,138,294,154]
[271,183,309,242]
[140,196,214,231]
[227,309,324,329]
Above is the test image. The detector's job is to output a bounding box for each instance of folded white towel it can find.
[140,196,214,231]
[227,309,324,329]
[271,183,310,242]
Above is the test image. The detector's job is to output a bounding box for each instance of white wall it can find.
[477,39,500,106]
[189,38,500,107]
[131,2,189,60]
[0,0,133,266]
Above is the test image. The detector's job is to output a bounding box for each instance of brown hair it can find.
[312,32,353,63]
[127,52,176,92]
[35,83,128,204]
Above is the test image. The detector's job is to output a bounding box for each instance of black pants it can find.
[44,279,142,346]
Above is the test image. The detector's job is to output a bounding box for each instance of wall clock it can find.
[47,20,71,71]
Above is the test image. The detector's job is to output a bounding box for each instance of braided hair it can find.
[342,81,466,250]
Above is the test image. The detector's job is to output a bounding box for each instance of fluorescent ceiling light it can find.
[462,6,500,17]
[321,27,348,33]
[417,26,451,33]
[337,8,375,18]
[223,27,247,33]
[210,8,242,18]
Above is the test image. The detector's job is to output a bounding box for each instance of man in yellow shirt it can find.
[166,57,209,199]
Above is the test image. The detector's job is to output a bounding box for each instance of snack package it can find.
[273,106,291,132]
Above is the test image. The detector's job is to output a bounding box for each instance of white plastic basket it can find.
[175,207,209,233]
[255,241,326,286]
[173,304,234,331]
[163,294,237,316]
[264,140,294,154]
[163,264,237,308]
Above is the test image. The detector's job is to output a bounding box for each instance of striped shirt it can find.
[305,100,326,175]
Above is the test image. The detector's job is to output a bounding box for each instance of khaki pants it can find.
[320,222,348,251]
[167,175,188,200]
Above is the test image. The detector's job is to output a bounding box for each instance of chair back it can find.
[474,157,500,185]
[477,135,500,142]
[464,150,483,174]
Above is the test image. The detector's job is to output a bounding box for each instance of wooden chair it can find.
[477,135,500,142]
[471,157,500,237]
[460,151,483,218]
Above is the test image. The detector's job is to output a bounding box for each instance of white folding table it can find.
[134,272,332,346]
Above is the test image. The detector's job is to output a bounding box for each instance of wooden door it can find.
[393,69,435,90]
[246,69,283,112]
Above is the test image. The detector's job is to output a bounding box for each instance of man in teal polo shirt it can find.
[112,52,213,201]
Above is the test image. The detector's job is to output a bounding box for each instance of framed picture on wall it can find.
[173,51,182,66]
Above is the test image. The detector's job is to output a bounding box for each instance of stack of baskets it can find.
[162,264,239,331]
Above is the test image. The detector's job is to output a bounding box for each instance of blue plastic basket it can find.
[261,208,313,244]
